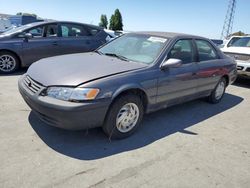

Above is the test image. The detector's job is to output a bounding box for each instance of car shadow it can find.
[28,93,243,160]
[0,68,27,76]
[233,77,250,89]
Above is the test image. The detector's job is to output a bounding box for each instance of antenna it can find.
[221,0,237,39]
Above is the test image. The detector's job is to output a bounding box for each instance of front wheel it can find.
[0,52,20,74]
[103,94,144,139]
[207,77,226,104]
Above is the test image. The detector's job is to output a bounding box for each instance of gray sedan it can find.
[0,21,108,73]
[18,32,237,139]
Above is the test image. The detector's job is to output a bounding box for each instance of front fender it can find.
[112,83,147,100]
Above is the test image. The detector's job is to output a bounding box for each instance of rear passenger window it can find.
[168,39,194,64]
[60,24,89,37]
[195,40,218,61]
[86,27,100,36]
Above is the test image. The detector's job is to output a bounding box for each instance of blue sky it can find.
[0,0,249,38]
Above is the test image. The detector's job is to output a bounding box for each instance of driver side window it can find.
[25,26,45,38]
[168,39,194,64]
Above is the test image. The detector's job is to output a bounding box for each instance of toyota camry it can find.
[18,32,237,139]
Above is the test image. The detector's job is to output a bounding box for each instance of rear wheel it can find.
[207,77,226,104]
[0,51,20,74]
[103,94,144,139]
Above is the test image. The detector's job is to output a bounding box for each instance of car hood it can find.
[27,52,147,86]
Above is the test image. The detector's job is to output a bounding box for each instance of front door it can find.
[21,24,61,66]
[156,39,198,106]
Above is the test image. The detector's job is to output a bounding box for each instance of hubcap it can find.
[0,55,16,72]
[116,103,140,133]
[215,81,225,100]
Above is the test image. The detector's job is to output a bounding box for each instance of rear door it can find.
[194,39,223,93]
[57,23,100,54]
[156,39,199,105]
[21,23,61,66]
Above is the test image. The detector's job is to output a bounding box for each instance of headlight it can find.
[46,87,100,101]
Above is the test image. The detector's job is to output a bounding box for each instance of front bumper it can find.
[236,60,250,77]
[18,75,111,130]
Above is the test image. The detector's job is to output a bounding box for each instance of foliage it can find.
[99,14,108,29]
[109,9,123,31]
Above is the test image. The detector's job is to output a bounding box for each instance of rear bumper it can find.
[18,76,111,130]
[236,60,250,77]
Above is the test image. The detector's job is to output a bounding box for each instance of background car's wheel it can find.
[103,94,144,139]
[0,51,20,74]
[207,77,227,104]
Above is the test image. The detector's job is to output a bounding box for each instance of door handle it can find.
[52,41,58,46]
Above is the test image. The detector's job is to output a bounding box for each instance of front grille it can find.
[224,52,250,62]
[23,75,43,94]
[246,68,250,72]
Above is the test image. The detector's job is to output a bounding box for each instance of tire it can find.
[103,94,144,139]
[207,77,227,104]
[0,51,20,74]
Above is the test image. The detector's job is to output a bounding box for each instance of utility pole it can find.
[221,0,236,39]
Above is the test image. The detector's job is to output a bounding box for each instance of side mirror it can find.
[160,58,182,70]
[24,33,33,41]
[18,33,33,41]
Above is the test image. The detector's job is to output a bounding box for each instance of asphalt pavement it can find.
[0,71,249,188]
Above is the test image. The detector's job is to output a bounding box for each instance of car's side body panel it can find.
[81,68,159,111]
[156,63,198,103]
[21,36,62,66]
[0,21,108,68]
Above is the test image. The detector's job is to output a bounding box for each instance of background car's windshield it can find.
[230,37,250,47]
[98,34,168,64]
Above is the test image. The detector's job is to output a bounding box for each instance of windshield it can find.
[98,34,168,64]
[1,25,31,35]
[229,37,250,47]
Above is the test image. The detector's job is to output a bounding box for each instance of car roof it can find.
[24,21,101,29]
[230,35,250,38]
[133,31,206,39]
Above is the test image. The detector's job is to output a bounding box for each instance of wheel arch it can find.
[222,74,229,86]
[0,49,22,66]
[111,84,149,112]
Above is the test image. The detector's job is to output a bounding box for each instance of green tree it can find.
[109,9,123,31]
[109,15,115,30]
[99,14,108,29]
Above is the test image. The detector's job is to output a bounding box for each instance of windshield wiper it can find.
[94,50,104,55]
[104,53,130,62]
